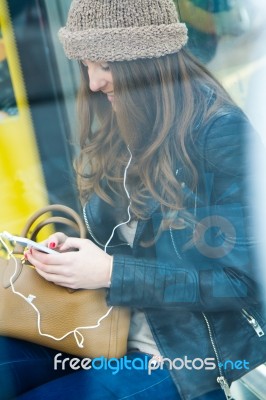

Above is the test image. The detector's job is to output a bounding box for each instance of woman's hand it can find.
[24,235,113,290]
[41,231,69,251]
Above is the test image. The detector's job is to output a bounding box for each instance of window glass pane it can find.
[175,0,266,143]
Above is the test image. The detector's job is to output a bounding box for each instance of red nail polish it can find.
[49,242,56,249]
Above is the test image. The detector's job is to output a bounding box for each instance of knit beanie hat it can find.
[58,0,188,62]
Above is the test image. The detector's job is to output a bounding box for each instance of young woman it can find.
[1,0,265,399]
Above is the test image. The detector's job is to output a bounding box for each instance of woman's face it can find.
[82,60,115,105]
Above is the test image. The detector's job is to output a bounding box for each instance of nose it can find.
[87,66,107,92]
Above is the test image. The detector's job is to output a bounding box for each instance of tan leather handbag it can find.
[0,204,130,358]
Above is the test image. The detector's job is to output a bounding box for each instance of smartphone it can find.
[1,231,57,254]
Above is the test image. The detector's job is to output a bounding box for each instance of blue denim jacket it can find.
[84,106,266,399]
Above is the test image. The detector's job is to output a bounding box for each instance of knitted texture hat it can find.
[58,0,188,62]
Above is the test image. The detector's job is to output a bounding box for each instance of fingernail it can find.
[49,242,56,249]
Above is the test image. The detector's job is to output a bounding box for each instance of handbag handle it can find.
[11,204,87,256]
[21,204,87,240]
[29,217,80,240]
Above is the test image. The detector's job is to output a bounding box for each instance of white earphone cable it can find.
[104,145,133,252]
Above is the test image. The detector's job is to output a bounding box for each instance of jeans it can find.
[0,337,226,400]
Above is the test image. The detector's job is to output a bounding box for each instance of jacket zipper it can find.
[169,226,182,260]
[82,205,130,249]
[241,308,265,337]
[202,313,235,400]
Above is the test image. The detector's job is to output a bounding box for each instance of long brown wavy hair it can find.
[75,50,233,232]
